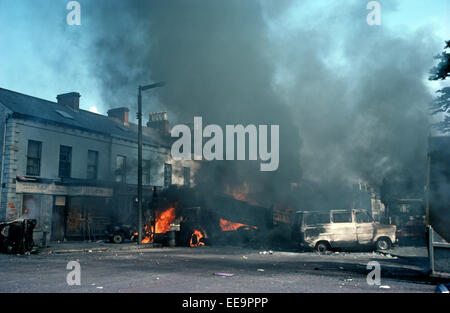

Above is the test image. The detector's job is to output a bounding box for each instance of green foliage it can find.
[430,41,450,132]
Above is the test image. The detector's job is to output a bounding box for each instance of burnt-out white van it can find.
[291,209,396,253]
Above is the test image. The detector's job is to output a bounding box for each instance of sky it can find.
[0,0,448,115]
[0,0,449,204]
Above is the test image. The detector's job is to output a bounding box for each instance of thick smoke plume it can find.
[82,0,439,209]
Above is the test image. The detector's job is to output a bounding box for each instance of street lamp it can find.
[137,82,165,245]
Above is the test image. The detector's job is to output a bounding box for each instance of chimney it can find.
[147,112,169,133]
[107,107,129,126]
[57,92,81,111]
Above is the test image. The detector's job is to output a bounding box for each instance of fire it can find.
[141,207,176,244]
[190,229,206,247]
[219,218,258,231]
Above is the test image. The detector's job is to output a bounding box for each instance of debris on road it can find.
[214,273,234,277]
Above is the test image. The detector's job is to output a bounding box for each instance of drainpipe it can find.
[0,113,10,217]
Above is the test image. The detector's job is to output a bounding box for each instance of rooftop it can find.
[0,87,169,148]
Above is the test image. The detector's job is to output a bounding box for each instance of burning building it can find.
[0,87,196,244]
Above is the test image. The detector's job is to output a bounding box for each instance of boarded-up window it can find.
[22,195,41,226]
[66,197,111,239]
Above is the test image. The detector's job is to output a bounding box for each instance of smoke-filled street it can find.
[0,1,449,300]
[0,246,435,293]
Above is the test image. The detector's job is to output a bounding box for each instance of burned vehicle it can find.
[291,209,396,252]
[0,219,36,254]
[105,224,137,244]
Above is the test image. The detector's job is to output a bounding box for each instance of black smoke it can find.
[80,0,440,209]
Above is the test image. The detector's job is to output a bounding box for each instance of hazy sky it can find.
[0,0,448,114]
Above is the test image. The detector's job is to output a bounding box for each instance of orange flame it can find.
[219,218,258,231]
[141,208,176,244]
[190,229,206,247]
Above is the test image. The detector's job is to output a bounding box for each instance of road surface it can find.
[0,245,437,293]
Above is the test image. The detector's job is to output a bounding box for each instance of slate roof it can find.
[0,87,169,148]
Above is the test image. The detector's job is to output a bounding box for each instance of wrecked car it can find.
[291,209,396,252]
[0,219,36,254]
[105,224,137,244]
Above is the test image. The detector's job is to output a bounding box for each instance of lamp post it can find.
[137,82,165,244]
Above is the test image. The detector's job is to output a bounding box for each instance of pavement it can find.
[38,240,157,254]
[0,243,442,293]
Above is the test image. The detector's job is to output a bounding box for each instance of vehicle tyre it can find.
[112,233,124,244]
[315,241,331,253]
[375,237,391,251]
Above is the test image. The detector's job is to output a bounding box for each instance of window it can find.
[332,211,352,223]
[305,212,330,226]
[58,146,72,178]
[164,163,172,187]
[355,211,373,223]
[183,167,191,187]
[143,160,151,185]
[26,140,42,176]
[115,155,127,183]
[87,150,99,180]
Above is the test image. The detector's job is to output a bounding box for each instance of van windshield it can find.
[305,213,330,225]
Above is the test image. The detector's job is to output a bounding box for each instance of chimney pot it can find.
[147,111,169,133]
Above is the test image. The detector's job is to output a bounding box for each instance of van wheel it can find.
[112,233,124,244]
[315,241,331,253]
[376,238,391,251]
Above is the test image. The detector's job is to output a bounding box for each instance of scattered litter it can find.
[242,256,248,260]
[257,269,265,272]
[214,273,234,277]
[91,283,96,286]
[379,285,391,289]
[343,278,353,282]
[156,277,160,280]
